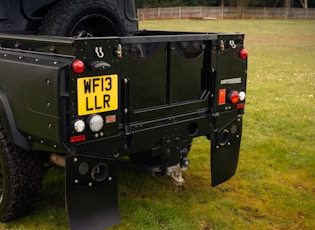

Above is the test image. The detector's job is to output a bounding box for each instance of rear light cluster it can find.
[71,114,105,143]
[74,114,104,133]
[228,90,246,104]
[70,60,106,143]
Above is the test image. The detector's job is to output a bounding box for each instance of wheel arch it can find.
[0,88,30,151]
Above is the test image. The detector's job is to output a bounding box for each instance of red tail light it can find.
[229,91,239,104]
[239,48,248,59]
[71,59,85,74]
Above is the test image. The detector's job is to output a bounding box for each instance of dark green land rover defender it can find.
[0,0,248,229]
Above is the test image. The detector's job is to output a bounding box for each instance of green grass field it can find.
[1,20,314,230]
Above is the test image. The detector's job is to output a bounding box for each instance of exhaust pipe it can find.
[50,153,65,167]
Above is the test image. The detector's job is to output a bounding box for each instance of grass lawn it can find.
[1,20,314,230]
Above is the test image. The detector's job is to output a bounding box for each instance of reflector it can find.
[71,135,86,143]
[218,89,226,105]
[236,103,245,109]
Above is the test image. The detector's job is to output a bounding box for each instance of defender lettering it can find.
[221,77,242,85]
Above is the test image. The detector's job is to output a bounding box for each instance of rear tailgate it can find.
[69,33,218,157]
[120,32,217,155]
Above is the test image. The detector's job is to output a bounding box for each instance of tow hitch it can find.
[166,157,190,191]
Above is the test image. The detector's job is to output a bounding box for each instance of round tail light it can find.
[74,119,85,133]
[88,114,104,132]
[229,91,239,104]
[71,59,85,74]
[239,48,248,59]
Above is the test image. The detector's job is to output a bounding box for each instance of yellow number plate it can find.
[77,74,118,116]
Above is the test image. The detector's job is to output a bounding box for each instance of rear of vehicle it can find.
[0,31,247,229]
[68,32,248,173]
[0,1,247,229]
[65,32,248,228]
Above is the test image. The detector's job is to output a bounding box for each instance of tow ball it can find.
[166,157,190,190]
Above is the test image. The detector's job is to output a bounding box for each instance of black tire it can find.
[0,120,44,222]
[39,0,128,37]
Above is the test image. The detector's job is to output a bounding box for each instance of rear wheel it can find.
[0,120,44,222]
[39,0,128,37]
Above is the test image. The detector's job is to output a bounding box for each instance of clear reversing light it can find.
[239,91,246,101]
[88,114,104,132]
[74,119,85,133]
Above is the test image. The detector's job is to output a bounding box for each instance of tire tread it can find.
[0,119,43,222]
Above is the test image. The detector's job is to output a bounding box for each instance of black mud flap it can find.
[65,155,121,230]
[211,116,242,186]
